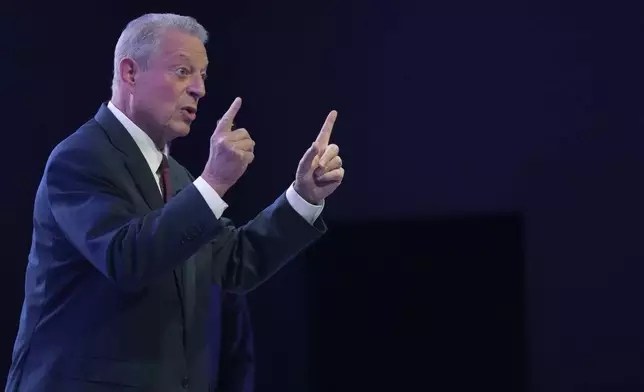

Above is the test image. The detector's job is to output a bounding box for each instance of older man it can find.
[5,12,343,392]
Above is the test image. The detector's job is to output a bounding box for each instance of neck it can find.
[110,91,167,150]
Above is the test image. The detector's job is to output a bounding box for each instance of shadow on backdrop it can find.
[247,215,525,391]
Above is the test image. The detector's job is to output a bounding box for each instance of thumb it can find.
[297,142,320,174]
[214,97,242,135]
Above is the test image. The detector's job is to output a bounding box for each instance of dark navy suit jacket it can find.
[211,292,255,392]
[5,104,325,391]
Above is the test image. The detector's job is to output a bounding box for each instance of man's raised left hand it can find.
[293,110,344,205]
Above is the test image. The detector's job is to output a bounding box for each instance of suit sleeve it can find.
[48,146,327,293]
[209,193,326,293]
[172,165,327,293]
[46,146,226,290]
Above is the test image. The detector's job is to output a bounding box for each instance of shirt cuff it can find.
[194,176,229,219]
[285,183,324,225]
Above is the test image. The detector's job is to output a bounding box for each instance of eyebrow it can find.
[175,54,209,71]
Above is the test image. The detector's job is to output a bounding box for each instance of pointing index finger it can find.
[215,97,242,133]
[314,110,337,148]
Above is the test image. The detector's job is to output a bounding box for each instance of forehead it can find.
[153,29,208,68]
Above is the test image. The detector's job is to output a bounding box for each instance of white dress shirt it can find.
[106,101,323,225]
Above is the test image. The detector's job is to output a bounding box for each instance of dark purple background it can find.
[4,0,644,390]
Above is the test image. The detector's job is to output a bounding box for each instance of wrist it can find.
[202,174,231,197]
[293,181,321,205]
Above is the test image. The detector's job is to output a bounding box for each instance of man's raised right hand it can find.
[201,97,255,197]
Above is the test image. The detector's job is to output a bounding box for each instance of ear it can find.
[118,58,139,88]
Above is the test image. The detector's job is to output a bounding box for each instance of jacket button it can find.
[181,376,189,388]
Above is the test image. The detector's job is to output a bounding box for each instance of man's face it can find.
[130,29,208,143]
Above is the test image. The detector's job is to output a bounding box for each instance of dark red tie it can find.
[159,154,172,203]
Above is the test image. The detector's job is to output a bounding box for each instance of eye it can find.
[175,67,190,77]
[201,73,208,81]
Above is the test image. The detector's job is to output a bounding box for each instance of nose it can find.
[187,75,206,100]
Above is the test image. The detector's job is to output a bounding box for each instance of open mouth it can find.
[181,107,197,120]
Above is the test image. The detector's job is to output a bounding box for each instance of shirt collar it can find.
[107,101,165,173]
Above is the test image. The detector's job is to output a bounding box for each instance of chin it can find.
[170,123,192,138]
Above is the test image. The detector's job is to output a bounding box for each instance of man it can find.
[6,12,344,392]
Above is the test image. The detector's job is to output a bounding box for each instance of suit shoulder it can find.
[33,119,116,210]
[38,120,120,191]
[48,118,113,164]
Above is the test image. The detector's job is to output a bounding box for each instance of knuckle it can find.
[212,134,224,145]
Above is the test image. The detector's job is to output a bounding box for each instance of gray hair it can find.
[111,13,209,92]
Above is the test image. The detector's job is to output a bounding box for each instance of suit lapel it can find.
[94,104,188,325]
[94,104,164,211]
[123,157,164,211]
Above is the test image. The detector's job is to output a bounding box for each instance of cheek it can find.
[136,76,185,119]
[158,84,186,112]
[143,90,178,123]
